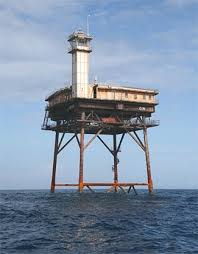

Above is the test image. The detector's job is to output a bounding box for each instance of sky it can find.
[0,0,197,190]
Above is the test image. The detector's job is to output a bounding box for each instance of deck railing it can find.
[42,117,160,131]
[129,118,160,126]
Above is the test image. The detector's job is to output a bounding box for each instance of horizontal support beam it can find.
[84,183,148,187]
[55,184,79,186]
[55,183,148,187]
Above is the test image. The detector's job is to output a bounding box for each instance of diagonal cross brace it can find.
[58,133,65,150]
[133,131,145,150]
[58,134,76,154]
[84,129,103,150]
[127,131,145,151]
[116,133,125,154]
[97,136,114,156]
[97,133,125,156]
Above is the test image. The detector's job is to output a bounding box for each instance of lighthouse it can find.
[43,30,159,193]
[68,30,92,98]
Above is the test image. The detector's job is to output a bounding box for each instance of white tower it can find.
[68,30,92,98]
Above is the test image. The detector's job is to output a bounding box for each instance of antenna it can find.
[94,76,98,84]
[87,14,90,35]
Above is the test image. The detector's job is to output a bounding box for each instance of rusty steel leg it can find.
[51,131,59,193]
[79,112,85,192]
[143,127,153,194]
[113,134,118,192]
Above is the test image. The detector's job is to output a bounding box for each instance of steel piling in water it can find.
[79,112,85,192]
[143,124,153,193]
[50,131,59,193]
[48,110,157,194]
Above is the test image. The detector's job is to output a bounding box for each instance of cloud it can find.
[165,0,198,7]
[0,1,81,101]
[0,61,68,101]
[91,40,197,91]
[0,0,86,17]
[0,0,197,102]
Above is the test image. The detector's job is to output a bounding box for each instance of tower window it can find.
[125,92,128,98]
[143,94,146,99]
[78,39,86,46]
[134,94,137,99]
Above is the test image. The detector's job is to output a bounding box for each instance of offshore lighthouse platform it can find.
[42,30,159,193]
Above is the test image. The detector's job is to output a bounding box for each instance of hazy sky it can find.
[0,0,197,189]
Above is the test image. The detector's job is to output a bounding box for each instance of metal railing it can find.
[68,45,92,52]
[128,119,160,126]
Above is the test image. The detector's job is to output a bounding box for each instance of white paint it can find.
[68,31,92,98]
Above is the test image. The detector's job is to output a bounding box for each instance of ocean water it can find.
[0,190,198,254]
